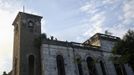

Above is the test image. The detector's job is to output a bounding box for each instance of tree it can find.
[112,30,134,71]
[34,33,47,49]
[2,71,7,75]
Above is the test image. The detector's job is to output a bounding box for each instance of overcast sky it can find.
[0,0,134,74]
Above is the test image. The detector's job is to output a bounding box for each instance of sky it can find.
[0,0,134,74]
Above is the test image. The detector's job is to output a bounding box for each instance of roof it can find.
[92,33,120,41]
[42,38,104,52]
[12,11,42,25]
[83,33,120,45]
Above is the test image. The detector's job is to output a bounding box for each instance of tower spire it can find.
[23,5,25,12]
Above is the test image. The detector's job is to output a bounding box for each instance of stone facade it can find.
[12,12,42,75]
[11,12,134,75]
[41,35,134,75]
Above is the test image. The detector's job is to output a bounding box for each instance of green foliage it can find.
[112,30,134,70]
[34,36,41,49]
[34,33,47,49]
[3,71,7,75]
[41,33,47,39]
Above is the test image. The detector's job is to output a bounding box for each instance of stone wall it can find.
[40,43,127,75]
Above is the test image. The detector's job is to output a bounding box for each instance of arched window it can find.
[56,55,65,75]
[28,55,35,75]
[86,57,97,75]
[100,61,106,75]
[114,64,127,75]
[28,21,34,32]
[77,58,83,75]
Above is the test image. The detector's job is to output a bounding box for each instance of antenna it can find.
[23,5,25,12]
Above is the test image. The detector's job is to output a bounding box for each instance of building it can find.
[11,12,134,75]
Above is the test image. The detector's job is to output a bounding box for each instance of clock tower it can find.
[12,12,42,75]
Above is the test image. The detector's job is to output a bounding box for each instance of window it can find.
[86,57,97,75]
[100,61,106,75]
[56,55,65,75]
[114,64,127,75]
[28,55,35,75]
[77,58,83,75]
[28,21,34,32]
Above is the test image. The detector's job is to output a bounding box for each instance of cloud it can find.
[122,0,134,25]
[108,0,134,37]
[80,2,98,14]
[41,19,47,33]
[102,0,118,4]
[78,0,134,41]
[79,1,107,39]
[0,14,13,75]
[0,6,16,75]
[83,11,106,37]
